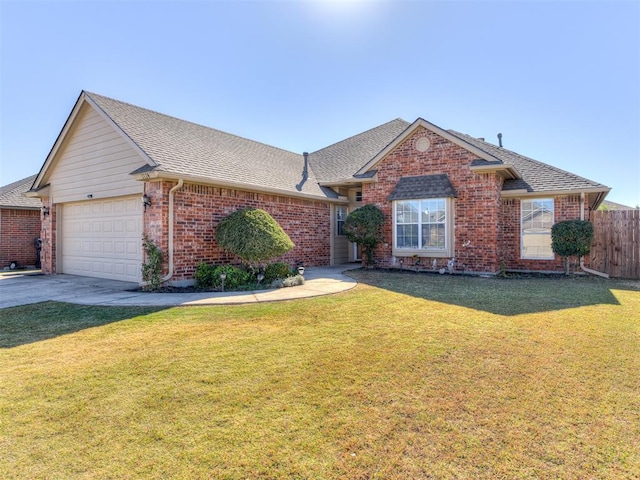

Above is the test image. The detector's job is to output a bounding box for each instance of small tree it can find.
[551,220,594,274]
[343,204,385,267]
[215,208,294,266]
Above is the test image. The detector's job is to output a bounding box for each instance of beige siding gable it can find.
[47,104,146,203]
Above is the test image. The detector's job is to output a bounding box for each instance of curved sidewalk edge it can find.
[0,265,360,308]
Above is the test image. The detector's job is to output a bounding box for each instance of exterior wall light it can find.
[41,206,50,216]
[142,194,152,209]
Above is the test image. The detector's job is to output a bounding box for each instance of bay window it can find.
[393,198,453,256]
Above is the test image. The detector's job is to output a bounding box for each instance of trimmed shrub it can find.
[551,220,594,274]
[263,262,294,284]
[194,262,216,288]
[212,265,251,290]
[194,264,251,290]
[216,208,294,266]
[343,204,385,266]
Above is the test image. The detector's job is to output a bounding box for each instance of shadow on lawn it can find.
[348,269,639,316]
[0,301,164,348]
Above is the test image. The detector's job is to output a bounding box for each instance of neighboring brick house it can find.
[27,91,610,284]
[0,175,42,269]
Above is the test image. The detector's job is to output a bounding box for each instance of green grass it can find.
[1,272,639,479]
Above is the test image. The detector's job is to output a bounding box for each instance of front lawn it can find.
[1,272,639,479]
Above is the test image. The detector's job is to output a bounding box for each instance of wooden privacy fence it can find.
[590,209,640,278]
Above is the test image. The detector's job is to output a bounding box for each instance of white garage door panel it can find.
[61,196,142,282]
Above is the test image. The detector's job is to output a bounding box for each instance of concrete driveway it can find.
[0,265,358,309]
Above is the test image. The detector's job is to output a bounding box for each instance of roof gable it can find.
[308,119,410,184]
[354,118,512,177]
[32,92,154,191]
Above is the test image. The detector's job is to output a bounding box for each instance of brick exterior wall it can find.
[361,126,590,274]
[143,181,332,282]
[364,126,506,273]
[39,198,55,275]
[0,208,42,269]
[498,194,590,272]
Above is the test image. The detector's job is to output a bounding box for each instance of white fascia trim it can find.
[355,118,504,176]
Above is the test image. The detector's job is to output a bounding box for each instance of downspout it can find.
[142,179,184,287]
[579,192,609,278]
[161,179,184,283]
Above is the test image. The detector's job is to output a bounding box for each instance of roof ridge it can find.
[310,118,410,155]
[84,91,303,158]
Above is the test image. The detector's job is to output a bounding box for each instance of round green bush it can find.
[216,208,294,265]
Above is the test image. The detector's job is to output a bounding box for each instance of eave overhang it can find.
[24,184,51,198]
[470,163,521,180]
[131,170,348,204]
[501,187,611,209]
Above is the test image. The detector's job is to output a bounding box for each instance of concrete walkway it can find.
[0,265,360,309]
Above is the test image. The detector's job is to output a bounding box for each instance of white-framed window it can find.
[521,198,554,259]
[393,198,453,256]
[336,205,346,236]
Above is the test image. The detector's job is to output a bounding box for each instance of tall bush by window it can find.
[343,204,385,267]
[551,220,594,274]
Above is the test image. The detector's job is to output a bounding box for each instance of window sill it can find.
[393,248,451,258]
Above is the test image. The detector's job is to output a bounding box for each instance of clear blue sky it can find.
[1,0,639,207]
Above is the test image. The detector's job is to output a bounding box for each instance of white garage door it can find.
[60,196,143,282]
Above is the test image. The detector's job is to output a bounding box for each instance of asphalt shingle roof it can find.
[449,130,608,193]
[388,174,457,201]
[308,119,410,183]
[85,92,333,198]
[0,175,40,209]
[81,92,607,199]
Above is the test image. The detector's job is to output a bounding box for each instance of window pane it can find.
[422,199,445,224]
[397,201,419,224]
[522,199,553,232]
[397,224,418,248]
[521,198,554,259]
[422,224,446,248]
[522,233,553,258]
